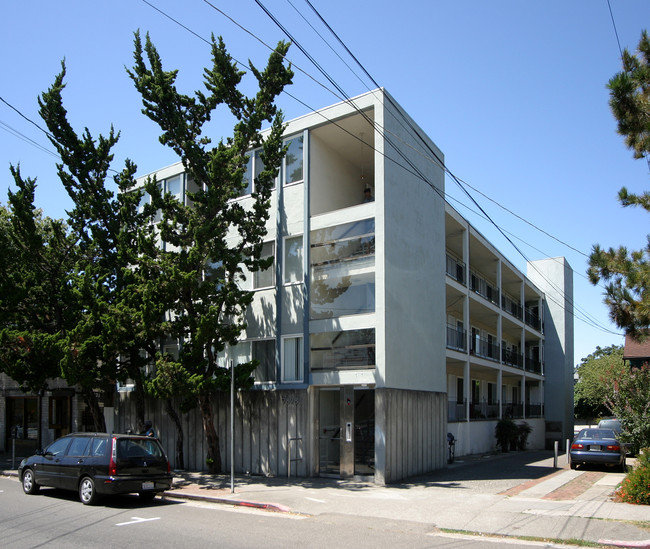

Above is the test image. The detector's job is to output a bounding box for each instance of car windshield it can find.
[578,429,616,440]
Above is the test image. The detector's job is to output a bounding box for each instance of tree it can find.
[573,345,625,420]
[606,362,650,453]
[127,32,293,473]
[588,31,650,341]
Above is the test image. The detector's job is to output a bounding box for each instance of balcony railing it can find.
[525,402,544,418]
[446,254,466,285]
[470,401,499,420]
[470,271,499,306]
[502,348,524,369]
[448,400,467,422]
[525,358,542,374]
[525,308,541,331]
[502,294,523,320]
[503,402,524,419]
[471,336,500,362]
[446,324,466,351]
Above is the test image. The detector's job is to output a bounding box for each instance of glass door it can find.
[318,389,340,476]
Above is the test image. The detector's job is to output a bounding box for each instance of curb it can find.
[162,491,292,513]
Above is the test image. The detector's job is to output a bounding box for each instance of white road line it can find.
[305,497,326,503]
[116,517,161,527]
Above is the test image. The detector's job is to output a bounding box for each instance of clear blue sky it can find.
[1,1,648,365]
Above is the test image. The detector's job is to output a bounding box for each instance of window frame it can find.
[282,335,304,383]
[283,235,303,285]
[253,241,276,290]
[283,134,304,187]
[252,338,277,383]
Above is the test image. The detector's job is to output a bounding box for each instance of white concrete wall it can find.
[380,92,447,393]
[527,257,575,443]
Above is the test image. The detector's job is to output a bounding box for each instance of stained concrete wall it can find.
[375,387,447,484]
[114,389,309,476]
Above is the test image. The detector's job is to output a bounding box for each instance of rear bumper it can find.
[569,450,624,466]
[95,474,173,495]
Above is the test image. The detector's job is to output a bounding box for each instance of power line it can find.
[607,0,623,58]
[140,0,620,336]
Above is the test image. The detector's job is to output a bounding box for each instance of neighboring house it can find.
[623,332,650,368]
[2,89,574,484]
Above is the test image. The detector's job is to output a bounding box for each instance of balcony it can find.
[470,271,499,306]
[525,307,541,331]
[446,254,465,285]
[448,400,467,422]
[501,293,523,320]
[446,324,466,352]
[470,336,499,362]
[525,357,542,375]
[502,348,523,369]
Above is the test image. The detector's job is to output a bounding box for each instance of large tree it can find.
[573,344,625,420]
[588,31,650,340]
[128,32,293,473]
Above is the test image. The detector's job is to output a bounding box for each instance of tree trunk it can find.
[84,388,106,432]
[198,392,221,473]
[134,374,146,434]
[165,398,184,470]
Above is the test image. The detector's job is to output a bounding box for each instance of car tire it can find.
[569,460,577,470]
[79,476,99,505]
[620,461,627,473]
[139,491,156,501]
[22,468,39,495]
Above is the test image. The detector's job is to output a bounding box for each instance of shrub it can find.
[517,422,533,450]
[495,419,518,452]
[616,450,650,505]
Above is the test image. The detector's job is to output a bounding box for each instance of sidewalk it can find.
[3,450,650,547]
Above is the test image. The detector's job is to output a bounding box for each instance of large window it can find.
[284,135,303,185]
[282,336,303,382]
[310,328,375,371]
[240,149,271,197]
[253,339,276,382]
[253,241,275,289]
[310,219,375,319]
[283,235,303,284]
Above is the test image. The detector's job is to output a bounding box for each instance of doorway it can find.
[317,387,375,478]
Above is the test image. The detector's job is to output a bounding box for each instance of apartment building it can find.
[113,88,574,484]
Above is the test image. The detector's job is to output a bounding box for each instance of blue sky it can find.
[1,1,648,365]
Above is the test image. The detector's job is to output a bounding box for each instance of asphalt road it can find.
[0,476,584,548]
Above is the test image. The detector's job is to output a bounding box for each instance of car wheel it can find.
[620,461,627,473]
[22,468,39,495]
[79,476,99,505]
[569,460,577,470]
[139,491,156,501]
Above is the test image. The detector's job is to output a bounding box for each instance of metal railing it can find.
[446,254,466,285]
[446,324,467,351]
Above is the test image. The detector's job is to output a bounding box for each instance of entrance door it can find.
[317,387,375,478]
[318,389,340,476]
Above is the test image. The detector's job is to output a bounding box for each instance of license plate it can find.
[589,445,601,451]
[142,481,154,490]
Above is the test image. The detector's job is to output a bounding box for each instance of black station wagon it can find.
[19,433,173,505]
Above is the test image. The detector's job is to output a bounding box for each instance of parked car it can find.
[598,418,636,455]
[569,428,626,472]
[19,433,172,505]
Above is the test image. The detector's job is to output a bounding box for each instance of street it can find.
[0,476,585,548]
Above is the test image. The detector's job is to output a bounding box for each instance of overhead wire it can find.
[137,0,620,337]
[292,0,619,336]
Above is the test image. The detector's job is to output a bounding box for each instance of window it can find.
[239,149,272,197]
[284,135,304,185]
[253,339,276,382]
[283,236,303,284]
[283,336,303,382]
[456,378,464,404]
[310,219,375,319]
[67,437,91,457]
[45,437,71,457]
[310,329,375,371]
[166,175,182,202]
[253,241,275,289]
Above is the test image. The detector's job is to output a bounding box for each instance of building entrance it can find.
[317,387,375,478]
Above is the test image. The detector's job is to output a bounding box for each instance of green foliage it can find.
[517,422,533,450]
[573,345,625,419]
[606,363,650,453]
[616,451,650,505]
[495,419,519,452]
[589,31,650,340]
[127,32,293,473]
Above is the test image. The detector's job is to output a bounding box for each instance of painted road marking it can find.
[116,517,161,527]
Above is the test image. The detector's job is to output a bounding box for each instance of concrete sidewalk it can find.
[3,450,650,547]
